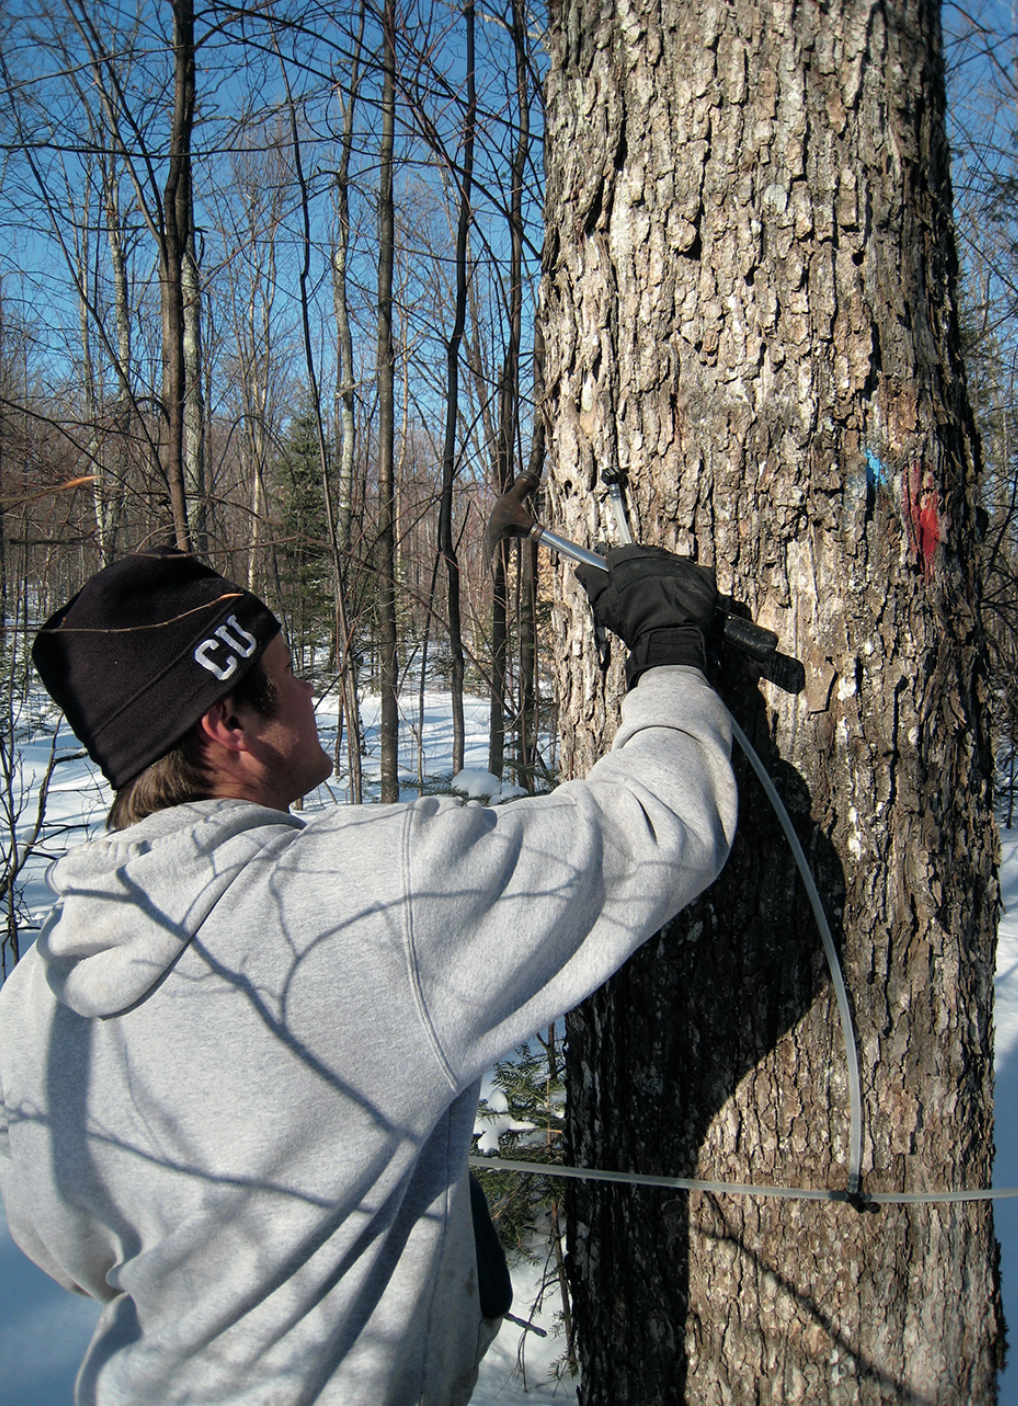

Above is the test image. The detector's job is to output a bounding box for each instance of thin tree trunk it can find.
[544,0,1003,1400]
[104,158,131,559]
[488,360,511,780]
[517,326,545,789]
[75,173,108,565]
[488,0,530,779]
[247,459,264,591]
[0,283,7,636]
[277,39,363,805]
[376,0,400,803]
[333,1,365,563]
[160,0,196,552]
[243,230,277,593]
[439,1,476,780]
[183,226,206,554]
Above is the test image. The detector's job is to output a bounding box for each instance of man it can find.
[0,544,736,1405]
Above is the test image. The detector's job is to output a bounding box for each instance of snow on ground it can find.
[473,1254,578,1405]
[2,690,1017,1402]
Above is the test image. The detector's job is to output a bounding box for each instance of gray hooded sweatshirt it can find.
[0,667,736,1406]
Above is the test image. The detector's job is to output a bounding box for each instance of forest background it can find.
[2,0,1018,859]
[4,0,1018,886]
[0,0,551,870]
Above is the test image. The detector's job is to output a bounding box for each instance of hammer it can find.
[484,468,781,666]
[484,467,609,573]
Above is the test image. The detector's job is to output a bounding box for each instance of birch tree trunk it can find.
[542,0,1004,1400]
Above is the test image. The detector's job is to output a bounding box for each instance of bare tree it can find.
[158,0,197,551]
[488,0,538,782]
[332,1,367,564]
[376,0,400,803]
[436,1,476,778]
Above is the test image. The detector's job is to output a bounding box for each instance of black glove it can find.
[575,545,717,687]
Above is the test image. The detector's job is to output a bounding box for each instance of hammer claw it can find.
[483,468,542,573]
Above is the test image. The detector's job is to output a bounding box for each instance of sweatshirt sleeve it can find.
[403,666,738,1091]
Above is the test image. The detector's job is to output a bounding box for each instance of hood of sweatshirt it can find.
[35,800,304,1019]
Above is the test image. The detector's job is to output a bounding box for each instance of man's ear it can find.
[199,696,250,754]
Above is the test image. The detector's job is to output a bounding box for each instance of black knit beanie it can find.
[32,547,281,789]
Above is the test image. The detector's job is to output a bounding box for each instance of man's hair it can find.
[106,661,279,831]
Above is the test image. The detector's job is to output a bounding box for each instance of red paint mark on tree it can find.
[903,464,944,580]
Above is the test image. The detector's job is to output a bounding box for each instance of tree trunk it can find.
[278,49,364,808]
[161,0,196,553]
[333,198,357,563]
[75,173,108,563]
[542,0,1003,1401]
[489,0,532,780]
[104,158,131,560]
[488,356,515,780]
[376,0,400,803]
[0,284,7,636]
[438,1,475,781]
[333,1,365,566]
[517,323,546,790]
[182,226,207,554]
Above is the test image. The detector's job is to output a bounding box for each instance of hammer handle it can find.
[536,527,610,573]
[535,526,779,663]
[718,612,779,662]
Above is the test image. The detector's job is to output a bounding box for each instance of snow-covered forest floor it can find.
[2,686,1016,1403]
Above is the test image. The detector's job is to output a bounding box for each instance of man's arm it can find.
[404,663,736,1091]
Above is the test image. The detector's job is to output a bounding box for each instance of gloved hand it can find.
[575,544,717,687]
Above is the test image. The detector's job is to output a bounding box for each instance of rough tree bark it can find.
[542,0,1003,1401]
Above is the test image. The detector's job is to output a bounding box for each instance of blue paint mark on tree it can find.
[865,450,889,489]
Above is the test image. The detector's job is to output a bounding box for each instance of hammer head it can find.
[483,468,541,574]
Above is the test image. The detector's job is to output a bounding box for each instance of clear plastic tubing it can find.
[725,709,864,1196]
